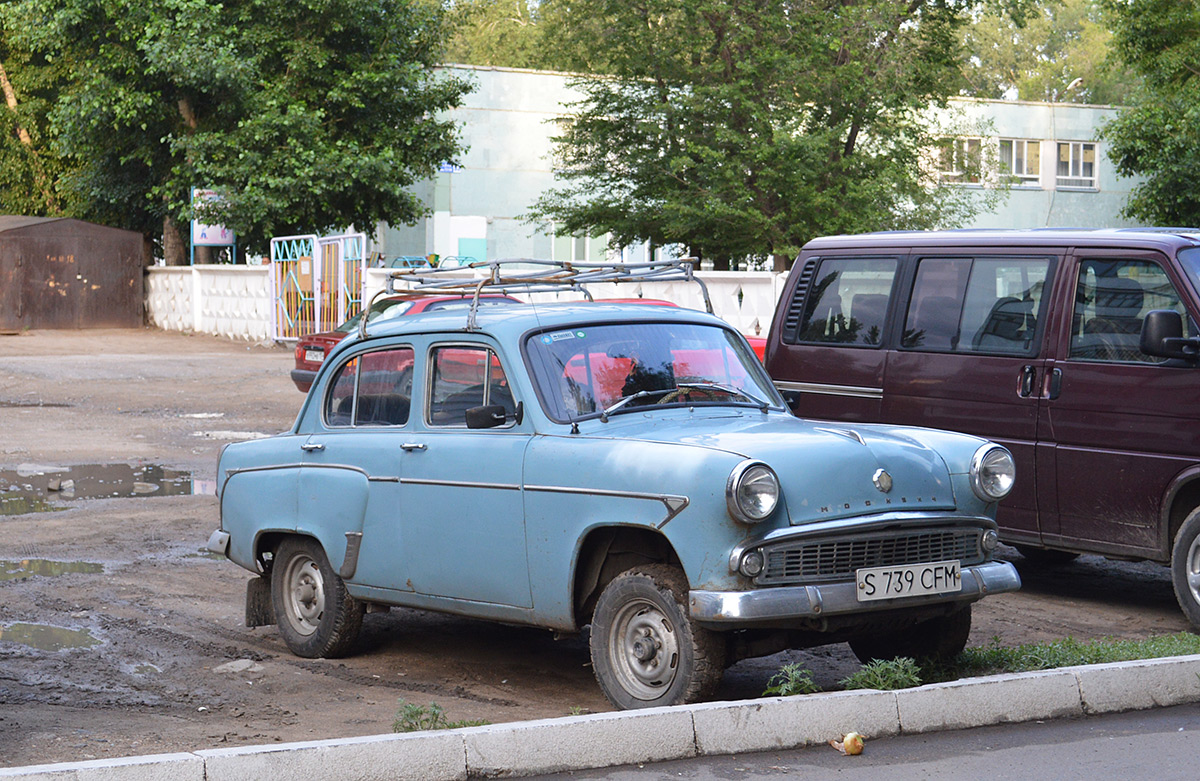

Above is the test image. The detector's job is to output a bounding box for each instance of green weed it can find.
[762,663,820,697]
[840,657,923,690]
[391,699,489,733]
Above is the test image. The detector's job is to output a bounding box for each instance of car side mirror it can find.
[465,401,523,429]
[1140,310,1200,362]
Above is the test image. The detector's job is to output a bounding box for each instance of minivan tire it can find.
[1170,508,1200,628]
[848,604,972,664]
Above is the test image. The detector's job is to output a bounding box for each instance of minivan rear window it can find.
[794,257,897,347]
[902,256,1051,356]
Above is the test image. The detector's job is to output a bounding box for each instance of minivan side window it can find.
[902,256,1051,356]
[794,257,897,347]
[1069,259,1189,363]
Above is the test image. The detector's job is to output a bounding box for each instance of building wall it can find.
[375,67,1143,265]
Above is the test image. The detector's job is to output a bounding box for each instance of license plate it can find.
[856,560,961,602]
[305,349,325,364]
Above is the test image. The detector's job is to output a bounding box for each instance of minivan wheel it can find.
[271,537,364,658]
[589,564,725,709]
[848,604,972,664]
[1170,509,1200,628]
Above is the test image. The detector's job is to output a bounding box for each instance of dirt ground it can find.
[0,328,1192,768]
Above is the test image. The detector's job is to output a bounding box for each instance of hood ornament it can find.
[873,468,893,494]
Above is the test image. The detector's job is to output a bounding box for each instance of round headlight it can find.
[727,461,780,523]
[971,445,1015,502]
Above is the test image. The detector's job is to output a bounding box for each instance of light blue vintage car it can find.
[208,262,1020,709]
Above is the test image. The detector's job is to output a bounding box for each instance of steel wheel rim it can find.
[608,597,680,701]
[1187,534,1200,606]
[282,554,324,636]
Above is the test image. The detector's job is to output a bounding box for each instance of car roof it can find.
[801,228,1200,254]
[358,301,725,342]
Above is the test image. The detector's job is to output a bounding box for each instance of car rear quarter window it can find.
[902,256,1052,356]
[787,257,898,347]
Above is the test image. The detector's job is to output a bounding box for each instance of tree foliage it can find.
[1100,0,1200,225]
[528,0,1007,270]
[959,0,1138,104]
[3,0,470,261]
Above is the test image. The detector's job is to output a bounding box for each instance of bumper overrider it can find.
[689,560,1020,623]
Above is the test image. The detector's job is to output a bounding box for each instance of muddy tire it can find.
[848,604,972,664]
[589,564,725,709]
[271,536,364,658]
[1170,508,1200,628]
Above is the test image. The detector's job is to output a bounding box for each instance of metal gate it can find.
[270,232,367,340]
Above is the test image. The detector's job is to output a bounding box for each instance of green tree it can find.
[7,0,470,263]
[0,2,79,217]
[528,0,1007,271]
[442,0,546,69]
[1100,0,1200,225]
[960,0,1138,104]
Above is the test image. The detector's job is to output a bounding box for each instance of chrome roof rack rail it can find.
[361,258,713,335]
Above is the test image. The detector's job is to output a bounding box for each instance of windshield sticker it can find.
[543,331,585,344]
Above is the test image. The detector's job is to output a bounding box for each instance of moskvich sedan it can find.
[209,296,1019,708]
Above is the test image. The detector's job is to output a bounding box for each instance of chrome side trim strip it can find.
[774,380,883,400]
[525,484,691,528]
[401,478,522,491]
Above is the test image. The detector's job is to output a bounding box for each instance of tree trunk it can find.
[772,253,790,273]
[1,59,60,214]
[163,215,188,266]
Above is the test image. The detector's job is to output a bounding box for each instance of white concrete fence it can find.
[145,266,789,342]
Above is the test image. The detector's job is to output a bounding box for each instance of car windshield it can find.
[526,321,783,421]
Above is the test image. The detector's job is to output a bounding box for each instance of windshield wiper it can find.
[674,382,772,412]
[599,388,671,422]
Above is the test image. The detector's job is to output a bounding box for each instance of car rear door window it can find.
[902,257,1051,356]
[324,347,415,427]
[794,258,898,346]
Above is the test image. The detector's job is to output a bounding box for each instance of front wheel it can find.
[271,537,364,658]
[848,604,972,664]
[1170,508,1200,628]
[589,564,725,709]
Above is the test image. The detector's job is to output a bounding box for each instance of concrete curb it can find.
[5,654,1200,780]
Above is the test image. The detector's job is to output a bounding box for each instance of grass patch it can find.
[762,632,1200,698]
[392,699,489,733]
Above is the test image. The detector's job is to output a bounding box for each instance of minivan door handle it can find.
[1019,365,1037,397]
[1047,367,1063,400]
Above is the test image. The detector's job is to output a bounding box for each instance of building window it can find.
[999,139,1040,186]
[936,138,982,184]
[1057,141,1097,189]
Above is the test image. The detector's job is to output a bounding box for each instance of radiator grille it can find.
[757,528,983,585]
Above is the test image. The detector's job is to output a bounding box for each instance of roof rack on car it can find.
[360,258,713,336]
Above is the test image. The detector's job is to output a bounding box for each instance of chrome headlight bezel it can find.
[726,460,780,524]
[970,444,1016,502]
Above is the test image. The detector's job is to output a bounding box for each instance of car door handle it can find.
[300,443,325,452]
[1047,367,1063,400]
[1019,365,1036,397]
[401,443,427,452]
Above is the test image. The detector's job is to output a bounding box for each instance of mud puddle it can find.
[0,463,216,515]
[0,559,104,581]
[0,622,100,651]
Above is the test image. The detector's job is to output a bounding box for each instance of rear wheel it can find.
[589,564,725,709]
[848,605,972,664]
[271,537,364,658]
[1170,508,1200,628]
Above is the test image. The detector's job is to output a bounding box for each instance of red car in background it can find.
[292,295,766,392]
[290,294,520,392]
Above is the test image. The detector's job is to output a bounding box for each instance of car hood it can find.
[585,411,957,524]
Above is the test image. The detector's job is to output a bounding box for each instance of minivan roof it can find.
[801,228,1200,253]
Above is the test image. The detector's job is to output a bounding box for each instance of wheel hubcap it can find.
[609,598,680,701]
[1186,535,1200,604]
[283,555,324,636]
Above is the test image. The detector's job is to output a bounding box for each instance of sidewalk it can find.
[5,654,1199,781]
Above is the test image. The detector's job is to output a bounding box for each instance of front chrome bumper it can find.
[689,560,1020,623]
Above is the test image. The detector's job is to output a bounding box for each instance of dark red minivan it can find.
[765,229,1200,625]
